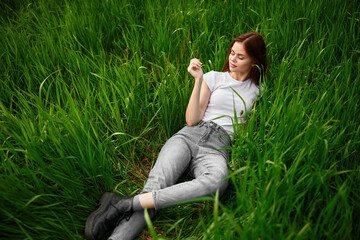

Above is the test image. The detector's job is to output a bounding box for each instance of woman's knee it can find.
[201,170,229,196]
[217,177,229,196]
[212,174,229,196]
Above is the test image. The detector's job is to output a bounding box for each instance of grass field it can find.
[1,0,359,239]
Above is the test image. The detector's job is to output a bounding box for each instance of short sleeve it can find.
[203,71,216,92]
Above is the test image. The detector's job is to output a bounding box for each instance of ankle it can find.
[138,192,155,209]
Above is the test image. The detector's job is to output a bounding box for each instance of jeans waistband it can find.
[198,121,222,131]
[197,121,232,145]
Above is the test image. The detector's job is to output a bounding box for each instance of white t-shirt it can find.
[201,71,262,134]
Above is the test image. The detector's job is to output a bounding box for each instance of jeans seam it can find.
[198,127,212,144]
[153,191,159,210]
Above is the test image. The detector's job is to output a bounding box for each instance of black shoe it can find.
[85,192,134,240]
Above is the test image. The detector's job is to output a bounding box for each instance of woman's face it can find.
[228,41,253,75]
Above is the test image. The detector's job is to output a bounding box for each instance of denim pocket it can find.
[198,129,230,160]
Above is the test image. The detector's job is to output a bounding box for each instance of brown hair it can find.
[222,32,267,86]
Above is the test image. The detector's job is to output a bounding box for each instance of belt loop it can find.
[209,121,220,130]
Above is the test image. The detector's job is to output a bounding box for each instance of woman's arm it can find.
[186,58,211,126]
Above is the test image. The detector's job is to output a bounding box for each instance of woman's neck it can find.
[229,71,250,82]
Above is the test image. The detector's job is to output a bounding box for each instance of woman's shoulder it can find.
[246,80,264,98]
[204,70,226,77]
[203,71,227,91]
[204,71,227,82]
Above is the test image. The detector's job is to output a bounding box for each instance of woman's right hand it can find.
[187,58,203,80]
[185,58,210,126]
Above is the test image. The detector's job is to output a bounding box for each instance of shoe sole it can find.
[85,192,114,240]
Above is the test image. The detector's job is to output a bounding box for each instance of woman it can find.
[85,32,267,240]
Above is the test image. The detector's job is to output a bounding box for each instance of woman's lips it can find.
[230,63,237,68]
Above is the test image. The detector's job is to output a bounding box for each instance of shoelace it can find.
[115,211,134,226]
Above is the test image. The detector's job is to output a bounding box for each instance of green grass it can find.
[1,0,359,239]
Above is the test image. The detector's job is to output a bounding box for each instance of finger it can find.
[191,60,201,66]
[189,59,202,70]
[190,58,202,64]
[192,62,201,68]
[195,60,202,65]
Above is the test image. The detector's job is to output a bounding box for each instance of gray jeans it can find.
[108,121,231,239]
[143,121,232,209]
